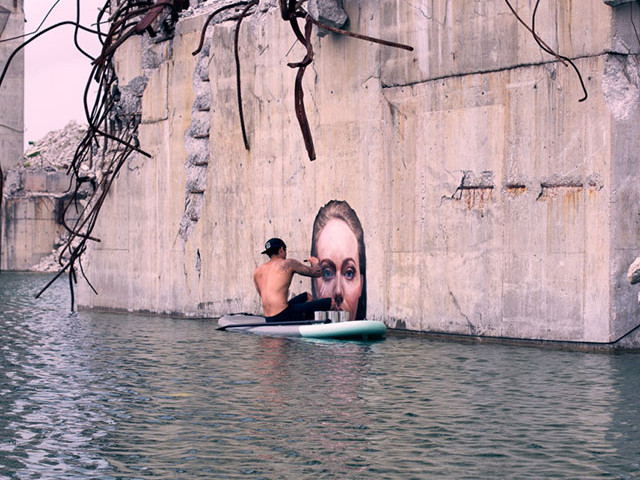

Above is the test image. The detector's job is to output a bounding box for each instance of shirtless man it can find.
[253,238,333,322]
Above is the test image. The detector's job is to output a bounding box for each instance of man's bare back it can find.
[253,238,324,317]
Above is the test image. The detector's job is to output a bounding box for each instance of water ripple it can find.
[1,273,640,479]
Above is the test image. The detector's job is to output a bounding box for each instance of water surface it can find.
[1,272,639,479]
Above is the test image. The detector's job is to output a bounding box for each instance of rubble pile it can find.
[4,121,90,273]
[23,121,88,172]
[31,235,79,273]
[178,0,230,18]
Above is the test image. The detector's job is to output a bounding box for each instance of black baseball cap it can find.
[261,238,286,255]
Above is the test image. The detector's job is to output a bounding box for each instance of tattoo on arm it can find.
[283,259,321,277]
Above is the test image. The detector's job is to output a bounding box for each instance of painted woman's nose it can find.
[333,276,344,306]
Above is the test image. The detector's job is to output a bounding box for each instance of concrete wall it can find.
[2,195,63,271]
[0,168,73,271]
[79,0,640,346]
[1,120,88,271]
[0,0,24,171]
[0,0,24,270]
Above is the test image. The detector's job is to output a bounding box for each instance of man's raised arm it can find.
[283,257,322,278]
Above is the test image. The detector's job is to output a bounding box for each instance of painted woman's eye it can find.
[322,267,335,280]
[344,267,356,280]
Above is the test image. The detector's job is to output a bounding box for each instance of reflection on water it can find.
[1,272,639,479]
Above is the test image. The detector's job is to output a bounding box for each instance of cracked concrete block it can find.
[198,39,210,58]
[194,90,211,111]
[308,0,348,27]
[603,55,640,121]
[186,139,210,166]
[141,63,169,123]
[142,45,162,70]
[188,112,210,138]
[460,171,494,189]
[112,77,146,129]
[141,34,172,68]
[4,169,23,194]
[46,171,71,193]
[127,76,150,97]
[23,171,46,192]
[628,256,640,284]
[587,173,604,190]
[185,192,204,221]
[141,32,173,70]
[187,152,208,167]
[185,165,208,193]
[308,0,348,35]
[196,55,210,82]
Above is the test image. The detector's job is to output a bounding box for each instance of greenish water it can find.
[1,272,639,479]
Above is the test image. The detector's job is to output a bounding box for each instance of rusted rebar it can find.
[289,15,316,160]
[234,0,260,151]
[217,0,413,160]
[5,0,189,309]
[503,0,587,102]
[192,1,252,55]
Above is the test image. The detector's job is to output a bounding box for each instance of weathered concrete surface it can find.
[0,0,24,271]
[1,122,87,271]
[1,195,65,270]
[0,0,23,172]
[0,4,21,175]
[308,0,348,32]
[79,1,640,348]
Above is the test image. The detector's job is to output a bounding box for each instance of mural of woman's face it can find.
[313,218,362,321]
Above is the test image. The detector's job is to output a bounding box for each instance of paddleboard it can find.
[217,314,386,340]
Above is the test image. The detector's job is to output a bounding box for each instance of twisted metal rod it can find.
[23,0,186,308]
[503,0,587,102]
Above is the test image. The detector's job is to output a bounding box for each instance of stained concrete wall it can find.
[0,0,24,171]
[0,0,24,271]
[0,168,74,271]
[2,195,63,271]
[79,0,640,346]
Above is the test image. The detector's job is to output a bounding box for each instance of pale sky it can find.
[24,0,104,145]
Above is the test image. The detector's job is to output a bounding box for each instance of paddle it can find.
[216,319,330,331]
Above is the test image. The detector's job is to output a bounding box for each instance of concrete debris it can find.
[194,90,211,112]
[3,168,22,196]
[180,36,213,243]
[4,121,92,272]
[23,121,87,172]
[31,233,74,273]
[602,55,640,121]
[112,76,148,130]
[308,0,348,36]
[459,170,495,189]
[188,111,211,138]
[179,0,265,20]
[628,256,640,285]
